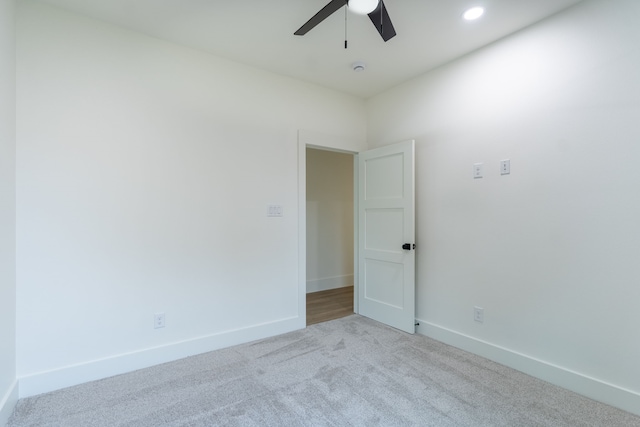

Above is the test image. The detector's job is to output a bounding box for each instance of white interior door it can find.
[357,140,415,333]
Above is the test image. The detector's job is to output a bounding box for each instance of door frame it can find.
[298,137,360,326]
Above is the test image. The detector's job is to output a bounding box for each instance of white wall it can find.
[306,148,354,293]
[16,0,365,396]
[367,0,640,415]
[0,0,18,423]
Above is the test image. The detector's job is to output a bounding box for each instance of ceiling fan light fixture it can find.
[463,6,485,21]
[349,0,379,15]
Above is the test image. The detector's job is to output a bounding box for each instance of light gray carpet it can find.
[9,315,640,426]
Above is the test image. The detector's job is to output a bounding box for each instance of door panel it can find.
[364,259,405,308]
[364,153,405,200]
[365,209,403,252]
[358,140,415,333]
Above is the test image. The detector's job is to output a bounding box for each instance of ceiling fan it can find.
[294,0,396,42]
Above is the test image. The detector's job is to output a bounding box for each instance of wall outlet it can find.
[154,313,165,329]
[474,306,484,323]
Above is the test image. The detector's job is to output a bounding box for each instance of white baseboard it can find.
[416,319,640,417]
[0,379,18,427]
[306,275,353,293]
[19,316,304,399]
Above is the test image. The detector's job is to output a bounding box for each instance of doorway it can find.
[305,147,355,325]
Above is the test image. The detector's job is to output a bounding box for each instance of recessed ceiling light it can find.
[463,7,485,21]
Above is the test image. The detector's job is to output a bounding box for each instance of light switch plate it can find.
[473,163,483,179]
[500,159,511,175]
[267,205,283,217]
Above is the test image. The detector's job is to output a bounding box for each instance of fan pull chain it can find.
[344,6,348,49]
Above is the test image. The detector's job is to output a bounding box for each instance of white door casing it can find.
[357,140,415,333]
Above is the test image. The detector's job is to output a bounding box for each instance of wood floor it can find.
[306,286,354,326]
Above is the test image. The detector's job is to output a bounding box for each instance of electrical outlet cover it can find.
[474,306,484,323]
[154,313,165,329]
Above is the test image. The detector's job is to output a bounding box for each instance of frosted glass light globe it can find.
[349,0,379,15]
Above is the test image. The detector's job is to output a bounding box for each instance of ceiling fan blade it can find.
[368,0,396,42]
[294,0,348,36]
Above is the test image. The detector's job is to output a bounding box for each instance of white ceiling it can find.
[37,0,583,98]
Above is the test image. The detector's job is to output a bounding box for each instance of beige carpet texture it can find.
[8,315,640,426]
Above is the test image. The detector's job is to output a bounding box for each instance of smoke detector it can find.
[352,61,366,72]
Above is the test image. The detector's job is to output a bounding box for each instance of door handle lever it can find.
[402,243,415,250]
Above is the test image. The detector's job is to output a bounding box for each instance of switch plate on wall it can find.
[473,163,484,179]
[500,159,511,175]
[267,205,283,217]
